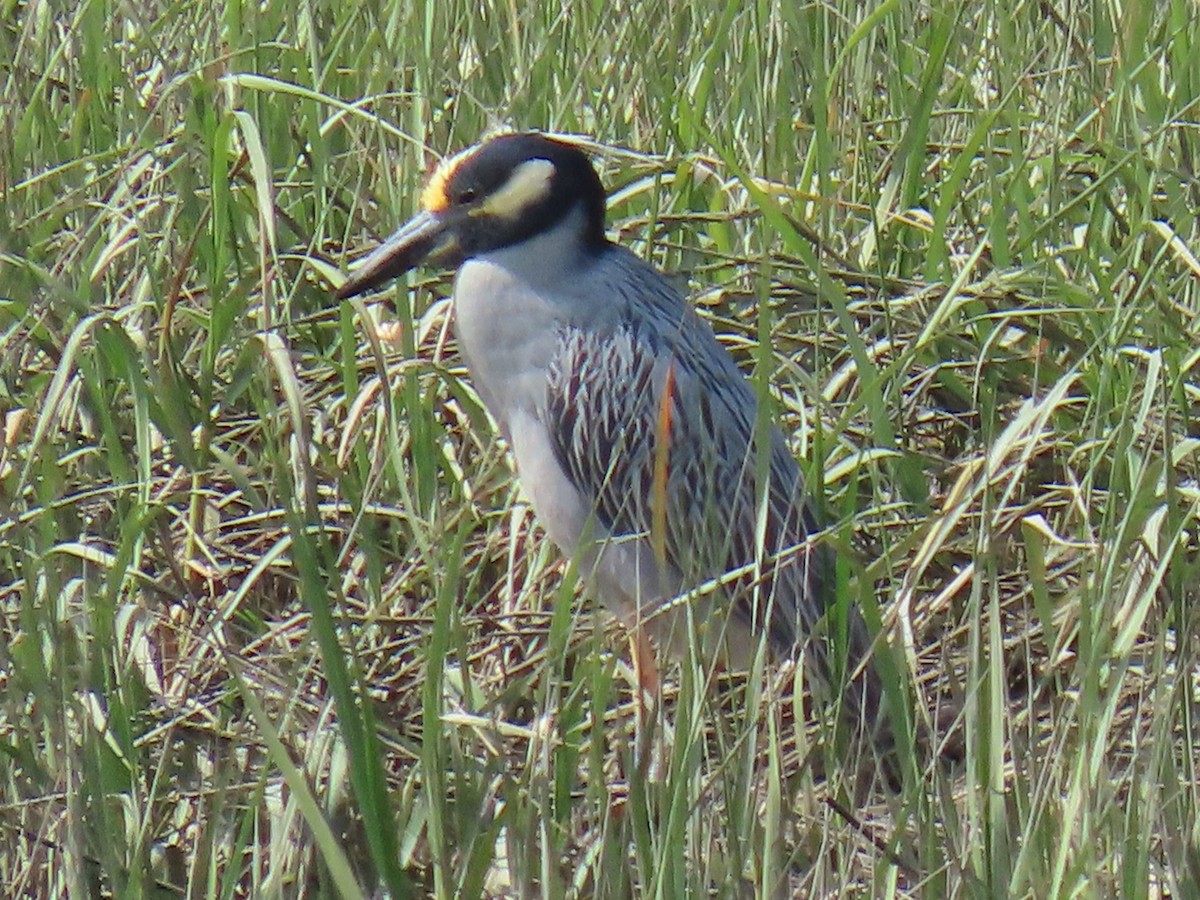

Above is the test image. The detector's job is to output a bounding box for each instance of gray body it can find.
[453,207,834,672]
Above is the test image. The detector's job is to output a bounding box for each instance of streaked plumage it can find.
[336,132,888,746]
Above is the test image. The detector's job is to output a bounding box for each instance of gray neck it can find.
[475,203,603,288]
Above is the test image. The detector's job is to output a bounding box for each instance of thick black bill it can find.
[335,210,455,299]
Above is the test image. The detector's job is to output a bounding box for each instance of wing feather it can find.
[542,295,829,658]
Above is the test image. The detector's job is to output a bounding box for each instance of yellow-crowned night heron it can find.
[336,132,889,749]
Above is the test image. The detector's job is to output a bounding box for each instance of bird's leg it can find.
[631,625,662,779]
[631,624,660,697]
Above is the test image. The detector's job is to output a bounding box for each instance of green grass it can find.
[3,0,1199,896]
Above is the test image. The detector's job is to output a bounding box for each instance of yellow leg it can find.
[630,626,661,779]
[631,625,660,699]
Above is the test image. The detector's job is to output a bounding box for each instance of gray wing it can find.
[541,282,830,657]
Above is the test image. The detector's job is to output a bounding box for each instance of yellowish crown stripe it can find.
[420,145,474,212]
[421,142,557,217]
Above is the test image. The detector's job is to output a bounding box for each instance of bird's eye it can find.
[456,188,477,205]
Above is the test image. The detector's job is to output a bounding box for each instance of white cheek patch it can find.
[479,158,556,218]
